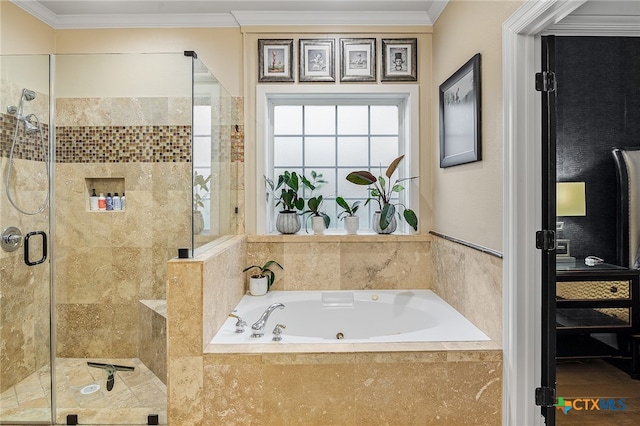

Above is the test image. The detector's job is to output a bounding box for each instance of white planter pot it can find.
[311,216,326,235]
[193,210,204,235]
[372,211,397,234]
[276,211,301,234]
[344,216,359,234]
[249,275,269,296]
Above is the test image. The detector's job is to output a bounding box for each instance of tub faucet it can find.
[251,302,285,337]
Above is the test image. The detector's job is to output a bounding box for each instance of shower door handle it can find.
[24,231,47,266]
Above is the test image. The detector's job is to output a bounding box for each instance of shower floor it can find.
[0,358,166,425]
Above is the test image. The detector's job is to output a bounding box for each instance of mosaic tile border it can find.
[1,113,244,164]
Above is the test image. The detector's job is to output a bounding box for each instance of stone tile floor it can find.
[557,358,640,425]
[0,358,166,425]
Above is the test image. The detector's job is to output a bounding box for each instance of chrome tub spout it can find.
[251,302,285,337]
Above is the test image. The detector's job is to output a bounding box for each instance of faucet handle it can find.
[272,324,286,341]
[229,313,246,333]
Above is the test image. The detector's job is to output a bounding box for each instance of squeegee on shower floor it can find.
[87,362,135,391]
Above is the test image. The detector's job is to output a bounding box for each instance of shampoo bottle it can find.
[113,192,121,210]
[106,193,113,211]
[90,188,99,211]
[98,193,106,210]
[121,192,126,211]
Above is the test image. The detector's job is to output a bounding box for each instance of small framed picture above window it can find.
[381,38,417,82]
[258,39,294,83]
[340,38,376,82]
[299,39,335,82]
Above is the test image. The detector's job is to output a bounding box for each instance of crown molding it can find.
[231,10,434,27]
[545,14,640,36]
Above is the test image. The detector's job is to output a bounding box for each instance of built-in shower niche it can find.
[85,177,125,211]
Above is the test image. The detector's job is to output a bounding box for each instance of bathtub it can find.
[210,290,489,345]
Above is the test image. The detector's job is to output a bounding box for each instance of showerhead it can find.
[22,114,40,135]
[22,89,36,102]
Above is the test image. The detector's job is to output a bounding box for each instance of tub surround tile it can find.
[246,235,432,292]
[168,357,203,426]
[432,235,502,343]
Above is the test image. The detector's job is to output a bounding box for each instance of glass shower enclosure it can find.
[0,52,236,425]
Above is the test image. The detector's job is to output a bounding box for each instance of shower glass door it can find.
[0,54,53,424]
[51,53,192,425]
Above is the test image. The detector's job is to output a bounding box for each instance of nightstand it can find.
[556,260,640,379]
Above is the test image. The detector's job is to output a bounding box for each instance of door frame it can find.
[500,1,637,425]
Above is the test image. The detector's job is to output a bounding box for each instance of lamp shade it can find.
[557,182,586,216]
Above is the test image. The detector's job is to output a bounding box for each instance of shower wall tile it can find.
[431,235,503,343]
[0,158,51,393]
[54,162,190,359]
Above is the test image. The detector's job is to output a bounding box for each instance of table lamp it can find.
[556,182,586,263]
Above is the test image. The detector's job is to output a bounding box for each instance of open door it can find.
[535,34,557,425]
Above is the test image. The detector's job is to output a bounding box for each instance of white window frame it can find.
[255,84,419,234]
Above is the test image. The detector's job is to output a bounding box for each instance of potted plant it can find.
[302,171,330,234]
[346,155,418,234]
[242,260,283,296]
[265,171,309,234]
[337,197,361,234]
[193,171,211,235]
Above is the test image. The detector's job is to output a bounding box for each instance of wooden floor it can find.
[556,358,640,425]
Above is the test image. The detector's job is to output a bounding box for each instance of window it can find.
[193,105,211,231]
[259,86,419,234]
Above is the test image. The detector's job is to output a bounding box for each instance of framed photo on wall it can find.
[381,38,417,81]
[439,53,482,168]
[340,38,376,82]
[299,39,335,82]
[258,39,294,83]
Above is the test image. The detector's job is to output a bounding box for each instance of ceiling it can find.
[11,0,450,28]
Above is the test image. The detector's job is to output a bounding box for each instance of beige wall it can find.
[432,0,523,252]
[54,28,242,98]
[241,27,433,234]
[0,1,55,54]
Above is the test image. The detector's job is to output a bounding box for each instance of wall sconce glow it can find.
[557,182,586,217]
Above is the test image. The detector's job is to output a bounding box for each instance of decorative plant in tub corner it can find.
[302,171,330,234]
[265,170,316,234]
[346,155,418,234]
[243,260,283,296]
[193,171,211,235]
[337,197,361,234]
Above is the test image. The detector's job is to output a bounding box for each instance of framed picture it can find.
[299,39,335,82]
[381,38,417,81]
[340,38,376,82]
[258,39,294,83]
[439,53,482,168]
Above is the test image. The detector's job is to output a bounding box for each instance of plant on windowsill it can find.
[265,170,314,234]
[346,155,418,234]
[242,260,283,296]
[193,171,211,235]
[336,197,361,234]
[302,171,330,235]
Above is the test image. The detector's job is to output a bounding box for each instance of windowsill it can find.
[247,232,431,243]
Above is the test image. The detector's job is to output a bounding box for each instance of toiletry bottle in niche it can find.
[121,192,126,211]
[98,193,106,210]
[113,192,121,210]
[90,188,99,211]
[106,193,113,211]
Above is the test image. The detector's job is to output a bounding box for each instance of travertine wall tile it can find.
[432,236,502,343]
[168,357,203,425]
[167,262,203,358]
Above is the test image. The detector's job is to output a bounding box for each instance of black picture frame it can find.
[381,38,417,82]
[299,39,335,82]
[258,39,294,83]
[439,53,482,168]
[340,38,376,82]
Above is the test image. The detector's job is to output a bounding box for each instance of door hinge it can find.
[536,230,556,251]
[535,71,556,92]
[535,386,556,407]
